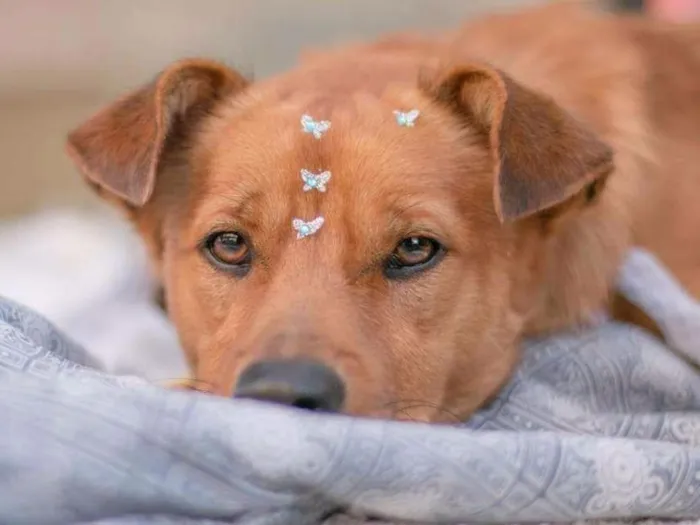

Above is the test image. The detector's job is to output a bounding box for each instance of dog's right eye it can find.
[204,231,252,274]
[384,236,444,280]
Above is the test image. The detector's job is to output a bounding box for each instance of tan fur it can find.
[66,3,700,422]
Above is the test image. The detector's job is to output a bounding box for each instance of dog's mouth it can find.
[167,358,347,413]
[382,400,463,423]
[168,375,468,423]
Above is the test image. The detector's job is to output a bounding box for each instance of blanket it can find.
[1,211,699,525]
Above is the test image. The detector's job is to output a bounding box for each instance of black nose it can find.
[234,358,346,412]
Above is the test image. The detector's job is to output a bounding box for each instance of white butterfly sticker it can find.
[292,216,325,239]
[300,114,331,139]
[393,109,421,127]
[300,169,332,193]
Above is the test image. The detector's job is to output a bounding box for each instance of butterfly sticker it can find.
[301,114,331,139]
[393,109,421,127]
[300,169,332,193]
[292,216,325,239]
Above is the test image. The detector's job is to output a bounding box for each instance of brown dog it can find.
[66,3,700,422]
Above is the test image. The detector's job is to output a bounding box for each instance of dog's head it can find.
[67,58,613,422]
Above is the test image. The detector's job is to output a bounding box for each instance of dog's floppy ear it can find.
[66,59,248,208]
[424,64,614,223]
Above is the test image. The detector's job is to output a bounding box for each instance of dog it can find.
[65,2,700,423]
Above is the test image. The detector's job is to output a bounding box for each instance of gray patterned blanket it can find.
[1,248,700,525]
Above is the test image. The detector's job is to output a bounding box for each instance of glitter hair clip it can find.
[301,114,331,139]
[394,109,420,127]
[300,169,331,193]
[295,113,330,240]
[292,217,324,239]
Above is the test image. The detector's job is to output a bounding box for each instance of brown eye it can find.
[204,231,252,272]
[385,236,444,280]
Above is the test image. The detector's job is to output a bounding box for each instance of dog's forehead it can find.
[189,93,491,272]
[185,90,490,254]
[201,91,475,197]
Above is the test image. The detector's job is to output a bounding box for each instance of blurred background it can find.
[0,0,695,219]
[0,0,697,379]
[3,0,546,218]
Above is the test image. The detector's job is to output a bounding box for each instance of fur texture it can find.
[66,3,700,422]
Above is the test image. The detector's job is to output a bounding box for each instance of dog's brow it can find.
[193,188,265,231]
[387,197,458,230]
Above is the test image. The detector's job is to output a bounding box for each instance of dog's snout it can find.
[234,358,346,412]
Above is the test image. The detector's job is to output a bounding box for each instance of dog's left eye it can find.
[204,231,252,273]
[385,236,444,279]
